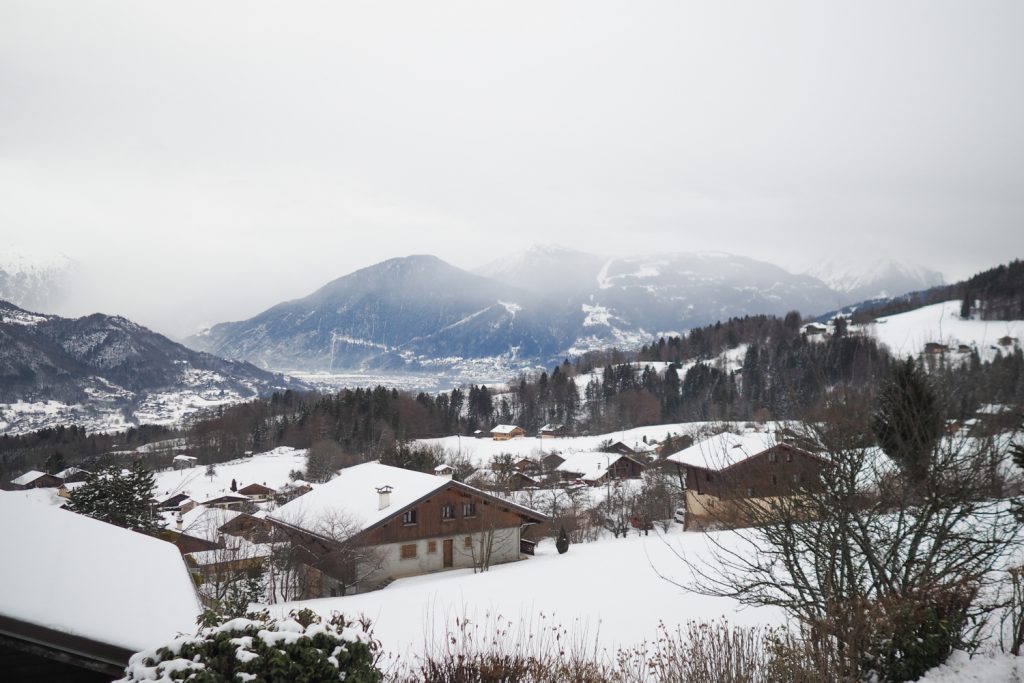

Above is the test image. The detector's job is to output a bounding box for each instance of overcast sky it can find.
[2,1,1022,338]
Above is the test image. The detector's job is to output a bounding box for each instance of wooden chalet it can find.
[490,424,526,441]
[172,454,197,469]
[924,342,948,355]
[556,451,646,486]
[998,335,1019,347]
[157,492,194,511]
[55,467,90,483]
[237,482,276,501]
[541,453,565,471]
[268,462,547,596]
[9,470,63,490]
[664,431,826,530]
[539,423,566,438]
[202,494,251,510]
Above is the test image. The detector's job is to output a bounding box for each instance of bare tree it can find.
[665,390,1022,680]
[264,509,387,599]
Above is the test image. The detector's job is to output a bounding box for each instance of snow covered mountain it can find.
[0,300,303,434]
[189,250,841,373]
[806,258,944,306]
[0,244,77,312]
[189,255,561,372]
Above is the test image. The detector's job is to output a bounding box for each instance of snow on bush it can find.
[117,609,382,682]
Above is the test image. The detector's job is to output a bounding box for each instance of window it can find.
[785,450,793,463]
[400,544,417,559]
[771,474,778,485]
[792,474,801,484]
[767,451,777,463]
[464,536,473,549]
[462,502,476,518]
[402,509,417,525]
[441,503,455,521]
[746,487,754,497]
[427,540,437,554]
[706,471,713,482]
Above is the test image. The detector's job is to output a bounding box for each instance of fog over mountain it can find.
[188,248,943,374]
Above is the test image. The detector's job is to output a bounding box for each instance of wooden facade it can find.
[354,484,534,548]
[491,425,525,441]
[680,444,824,501]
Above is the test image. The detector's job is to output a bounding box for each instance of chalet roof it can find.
[172,454,197,462]
[11,470,48,486]
[0,493,200,654]
[664,431,783,471]
[202,493,250,505]
[168,505,242,542]
[270,461,545,536]
[539,423,564,432]
[490,424,523,434]
[556,451,642,482]
[54,466,89,479]
[237,482,276,495]
[433,464,455,473]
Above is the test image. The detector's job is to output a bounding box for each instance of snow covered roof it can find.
[539,423,564,432]
[168,505,242,541]
[490,424,523,434]
[556,452,633,482]
[433,464,454,473]
[55,466,89,479]
[664,431,781,471]
[271,462,450,533]
[271,461,546,535]
[11,469,49,486]
[172,454,197,462]
[0,492,201,652]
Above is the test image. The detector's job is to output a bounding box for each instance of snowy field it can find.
[270,529,781,660]
[152,446,308,502]
[417,421,746,469]
[861,300,1022,362]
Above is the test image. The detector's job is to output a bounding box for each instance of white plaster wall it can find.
[355,527,522,591]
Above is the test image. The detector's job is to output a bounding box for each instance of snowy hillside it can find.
[152,446,308,503]
[0,300,304,434]
[860,300,1021,361]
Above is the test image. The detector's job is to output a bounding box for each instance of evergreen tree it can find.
[44,451,66,475]
[67,463,160,535]
[871,358,944,482]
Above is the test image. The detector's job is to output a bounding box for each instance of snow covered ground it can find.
[861,300,1022,362]
[152,446,308,502]
[269,529,782,660]
[418,421,744,469]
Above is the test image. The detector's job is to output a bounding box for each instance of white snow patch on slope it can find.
[498,300,521,317]
[581,303,612,327]
[152,446,308,502]
[862,300,1022,362]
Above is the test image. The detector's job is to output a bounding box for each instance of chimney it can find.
[376,485,393,510]
[175,512,183,531]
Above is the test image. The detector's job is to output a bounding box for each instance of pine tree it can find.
[67,463,160,535]
[871,358,944,482]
